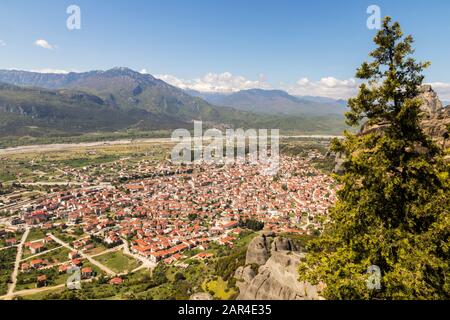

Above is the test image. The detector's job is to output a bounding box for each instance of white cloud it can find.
[156,72,271,93]
[286,78,450,101]
[34,39,56,50]
[29,68,70,74]
[0,40,6,47]
[285,77,359,99]
[142,70,450,102]
[155,72,358,98]
[426,82,450,102]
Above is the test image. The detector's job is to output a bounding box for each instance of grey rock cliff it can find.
[245,234,272,265]
[422,106,450,150]
[235,234,324,300]
[419,85,444,117]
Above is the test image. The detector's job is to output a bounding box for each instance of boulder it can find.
[237,235,324,300]
[245,235,271,265]
[235,265,256,283]
[190,292,214,300]
[271,236,297,252]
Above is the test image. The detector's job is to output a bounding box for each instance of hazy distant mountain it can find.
[184,90,231,106]
[187,88,347,116]
[296,95,348,106]
[0,68,349,138]
[443,100,450,107]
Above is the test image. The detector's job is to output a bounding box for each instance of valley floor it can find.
[0,137,336,300]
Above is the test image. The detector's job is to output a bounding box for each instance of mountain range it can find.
[186,89,347,116]
[0,68,348,139]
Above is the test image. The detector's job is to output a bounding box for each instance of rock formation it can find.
[235,234,324,300]
[418,85,450,150]
[422,107,450,149]
[419,85,444,117]
[190,292,214,300]
[245,234,272,265]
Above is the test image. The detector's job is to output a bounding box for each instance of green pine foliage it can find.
[299,17,450,300]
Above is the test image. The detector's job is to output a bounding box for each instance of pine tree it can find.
[299,17,450,300]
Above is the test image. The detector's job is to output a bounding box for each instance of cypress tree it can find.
[299,17,450,299]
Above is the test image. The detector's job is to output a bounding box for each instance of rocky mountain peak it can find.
[419,85,444,117]
[103,67,153,80]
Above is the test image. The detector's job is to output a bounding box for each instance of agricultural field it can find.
[23,247,71,265]
[0,140,174,187]
[50,229,85,245]
[93,251,141,274]
[15,266,68,291]
[83,243,108,256]
[25,228,48,242]
[22,241,60,260]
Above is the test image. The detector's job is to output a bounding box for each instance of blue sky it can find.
[0,0,450,99]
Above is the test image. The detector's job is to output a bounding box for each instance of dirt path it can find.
[21,245,64,262]
[1,282,66,299]
[47,233,116,276]
[4,227,30,300]
[0,278,96,300]
[90,244,124,258]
